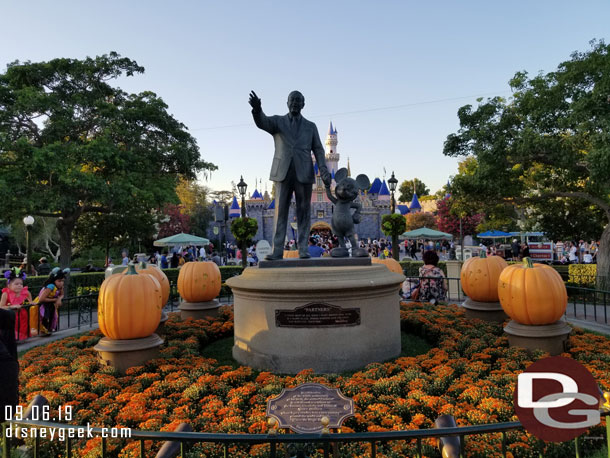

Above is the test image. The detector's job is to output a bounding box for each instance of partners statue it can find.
[325,168,370,257]
[249,90,331,260]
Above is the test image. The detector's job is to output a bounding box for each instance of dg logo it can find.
[513,356,601,442]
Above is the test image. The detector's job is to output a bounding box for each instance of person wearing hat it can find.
[18,259,37,276]
[37,257,52,276]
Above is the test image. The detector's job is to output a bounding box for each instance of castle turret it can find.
[325,122,340,175]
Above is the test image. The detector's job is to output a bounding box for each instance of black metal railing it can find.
[565,285,610,325]
[12,293,99,342]
[402,276,464,304]
[2,410,609,458]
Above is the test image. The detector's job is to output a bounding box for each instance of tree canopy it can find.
[0,52,216,266]
[398,178,429,202]
[444,40,610,287]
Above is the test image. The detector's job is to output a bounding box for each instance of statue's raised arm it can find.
[249,91,262,112]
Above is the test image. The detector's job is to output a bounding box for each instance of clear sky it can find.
[2,1,609,199]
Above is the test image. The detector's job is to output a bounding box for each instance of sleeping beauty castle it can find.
[219,123,423,245]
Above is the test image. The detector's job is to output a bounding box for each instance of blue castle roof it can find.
[397,205,410,215]
[328,121,337,135]
[267,198,275,210]
[229,196,240,216]
[251,189,262,199]
[369,178,382,194]
[409,193,421,210]
[314,162,319,175]
[378,180,390,196]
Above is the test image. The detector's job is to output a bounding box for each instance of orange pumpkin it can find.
[98,264,162,340]
[177,261,221,302]
[498,257,567,325]
[371,256,404,275]
[461,251,508,302]
[137,261,170,306]
[283,250,299,258]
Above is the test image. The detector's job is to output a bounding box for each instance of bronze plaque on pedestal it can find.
[266,383,354,433]
[275,302,360,328]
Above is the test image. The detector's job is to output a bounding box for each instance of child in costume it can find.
[31,267,69,335]
[0,267,33,340]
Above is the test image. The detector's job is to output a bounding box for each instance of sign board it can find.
[276,303,360,328]
[266,383,354,433]
[213,226,219,235]
[256,240,272,259]
[528,242,554,262]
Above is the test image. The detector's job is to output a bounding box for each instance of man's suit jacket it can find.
[252,110,326,184]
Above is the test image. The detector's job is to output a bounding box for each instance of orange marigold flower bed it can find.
[17,303,610,457]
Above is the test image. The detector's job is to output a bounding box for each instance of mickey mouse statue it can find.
[325,168,370,257]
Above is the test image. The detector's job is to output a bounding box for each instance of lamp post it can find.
[387,171,399,261]
[23,215,35,275]
[237,176,248,268]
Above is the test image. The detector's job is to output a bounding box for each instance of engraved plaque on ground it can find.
[266,383,354,433]
[275,302,360,328]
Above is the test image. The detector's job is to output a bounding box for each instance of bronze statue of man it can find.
[249,90,331,259]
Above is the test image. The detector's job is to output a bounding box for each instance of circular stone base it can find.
[94,334,164,374]
[503,320,571,356]
[227,264,405,374]
[179,299,221,320]
[462,298,508,322]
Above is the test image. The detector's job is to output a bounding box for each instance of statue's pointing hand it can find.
[249,91,262,111]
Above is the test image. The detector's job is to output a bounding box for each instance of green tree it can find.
[176,178,212,237]
[398,178,430,203]
[405,212,437,231]
[0,53,216,267]
[444,40,610,288]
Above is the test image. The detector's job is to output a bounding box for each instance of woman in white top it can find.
[568,244,579,264]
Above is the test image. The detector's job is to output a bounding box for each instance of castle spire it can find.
[347,157,351,177]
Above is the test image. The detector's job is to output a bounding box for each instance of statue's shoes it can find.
[264,253,283,261]
[299,253,311,259]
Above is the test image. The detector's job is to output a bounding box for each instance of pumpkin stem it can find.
[125,264,138,275]
[522,257,534,268]
[480,250,487,258]
[140,261,148,269]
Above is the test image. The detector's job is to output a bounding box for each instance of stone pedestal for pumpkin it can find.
[179,299,221,320]
[94,334,164,374]
[462,298,508,322]
[503,320,571,356]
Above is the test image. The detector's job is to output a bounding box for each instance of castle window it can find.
[317,193,324,202]
[317,210,324,218]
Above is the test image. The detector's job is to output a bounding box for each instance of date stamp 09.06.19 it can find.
[4,405,131,441]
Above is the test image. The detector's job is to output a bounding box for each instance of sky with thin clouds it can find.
[2,1,609,198]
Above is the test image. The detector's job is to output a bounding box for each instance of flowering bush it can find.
[568,263,597,287]
[18,303,609,457]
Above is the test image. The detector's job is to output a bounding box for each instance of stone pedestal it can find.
[94,334,164,374]
[179,299,221,320]
[503,320,571,356]
[227,260,405,374]
[462,298,508,322]
[155,310,169,336]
